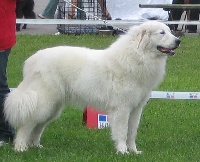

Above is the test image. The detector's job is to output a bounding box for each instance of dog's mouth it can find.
[157,46,177,56]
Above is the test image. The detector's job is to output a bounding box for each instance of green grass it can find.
[2,34,200,162]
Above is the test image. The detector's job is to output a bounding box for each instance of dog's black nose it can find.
[175,39,181,46]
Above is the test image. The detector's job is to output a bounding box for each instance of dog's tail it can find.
[4,87,38,128]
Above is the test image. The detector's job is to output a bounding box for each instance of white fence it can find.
[16,19,200,25]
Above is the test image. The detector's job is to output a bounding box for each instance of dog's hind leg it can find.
[28,104,64,148]
[28,122,48,148]
[108,107,131,154]
[14,122,37,152]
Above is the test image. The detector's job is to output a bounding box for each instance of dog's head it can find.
[134,21,180,56]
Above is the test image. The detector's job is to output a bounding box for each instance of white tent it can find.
[106,0,173,20]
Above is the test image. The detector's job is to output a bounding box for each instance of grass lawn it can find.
[2,34,200,162]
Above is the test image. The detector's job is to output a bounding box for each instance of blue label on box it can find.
[98,114,109,129]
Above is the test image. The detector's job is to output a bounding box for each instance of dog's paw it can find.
[29,143,43,149]
[134,150,142,155]
[116,143,129,154]
[36,144,43,148]
[14,139,30,152]
[128,147,142,155]
[117,150,129,155]
[127,143,142,155]
[14,144,28,152]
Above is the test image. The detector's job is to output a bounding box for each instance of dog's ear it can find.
[137,29,146,49]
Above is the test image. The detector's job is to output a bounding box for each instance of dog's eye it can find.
[160,30,165,34]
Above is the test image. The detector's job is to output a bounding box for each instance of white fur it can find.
[4,21,179,153]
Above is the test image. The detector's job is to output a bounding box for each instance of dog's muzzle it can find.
[157,38,181,56]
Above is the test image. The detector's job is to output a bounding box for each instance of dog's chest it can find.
[134,58,166,88]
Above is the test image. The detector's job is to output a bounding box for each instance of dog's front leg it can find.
[126,106,143,155]
[109,107,130,154]
[126,95,150,155]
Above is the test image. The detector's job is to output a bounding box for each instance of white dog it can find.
[4,21,180,153]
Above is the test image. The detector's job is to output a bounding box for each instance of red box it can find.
[83,105,108,129]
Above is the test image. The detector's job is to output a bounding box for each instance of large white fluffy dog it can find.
[4,21,180,153]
